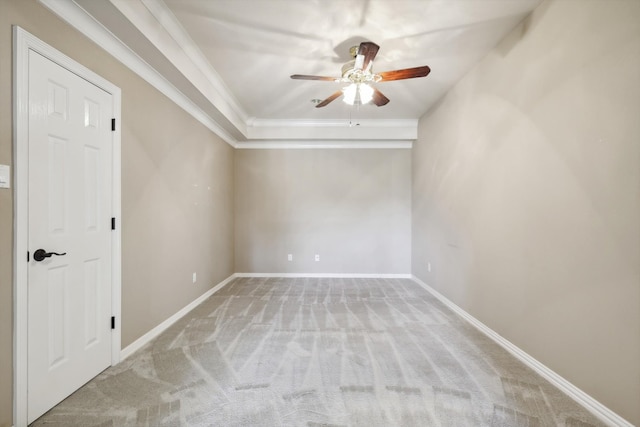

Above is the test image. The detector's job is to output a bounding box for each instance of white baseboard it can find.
[235,272,412,279]
[120,273,237,360]
[411,276,633,427]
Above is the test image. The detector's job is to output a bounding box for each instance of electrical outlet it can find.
[192,272,197,283]
[288,254,293,261]
[315,254,320,262]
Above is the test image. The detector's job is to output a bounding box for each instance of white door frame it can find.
[12,26,122,427]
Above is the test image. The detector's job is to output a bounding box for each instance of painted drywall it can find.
[120,74,234,346]
[0,1,234,424]
[412,0,640,424]
[0,0,13,423]
[235,149,411,274]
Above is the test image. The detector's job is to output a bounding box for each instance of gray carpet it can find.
[32,277,606,426]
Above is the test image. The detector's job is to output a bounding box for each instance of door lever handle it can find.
[33,249,67,262]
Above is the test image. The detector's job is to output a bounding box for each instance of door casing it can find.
[12,26,122,427]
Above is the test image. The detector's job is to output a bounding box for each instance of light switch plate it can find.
[0,165,10,189]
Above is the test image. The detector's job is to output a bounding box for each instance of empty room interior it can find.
[0,0,639,426]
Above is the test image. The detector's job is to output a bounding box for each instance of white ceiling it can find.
[44,0,541,147]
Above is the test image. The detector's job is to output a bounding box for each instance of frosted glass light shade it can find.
[359,83,374,104]
[343,83,357,105]
[342,83,374,105]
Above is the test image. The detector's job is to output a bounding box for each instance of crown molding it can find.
[100,0,247,137]
[247,118,419,128]
[103,0,248,136]
[138,0,249,123]
[235,140,413,150]
[38,0,241,147]
[247,118,418,141]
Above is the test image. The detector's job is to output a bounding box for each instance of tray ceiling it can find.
[42,0,541,147]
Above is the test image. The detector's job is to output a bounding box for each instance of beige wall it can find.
[0,1,234,425]
[412,0,640,424]
[120,77,234,346]
[235,149,411,274]
[0,1,13,424]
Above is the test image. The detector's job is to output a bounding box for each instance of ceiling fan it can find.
[291,41,431,108]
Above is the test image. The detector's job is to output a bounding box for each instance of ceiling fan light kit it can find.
[343,83,374,106]
[291,41,431,108]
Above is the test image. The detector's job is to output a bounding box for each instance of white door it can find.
[27,50,114,423]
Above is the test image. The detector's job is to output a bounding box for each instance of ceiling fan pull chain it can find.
[349,105,362,127]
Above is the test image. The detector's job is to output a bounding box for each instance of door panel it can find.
[84,146,100,231]
[27,50,113,423]
[83,258,101,348]
[47,265,69,368]
[48,135,68,234]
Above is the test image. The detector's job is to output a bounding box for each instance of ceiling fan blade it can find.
[371,88,390,106]
[354,41,380,72]
[316,90,343,108]
[290,74,337,81]
[378,66,431,81]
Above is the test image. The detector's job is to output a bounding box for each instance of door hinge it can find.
[111,118,116,131]
[27,251,30,262]
[111,217,116,230]
[111,316,115,330]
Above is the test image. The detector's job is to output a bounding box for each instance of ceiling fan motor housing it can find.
[341,60,356,78]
